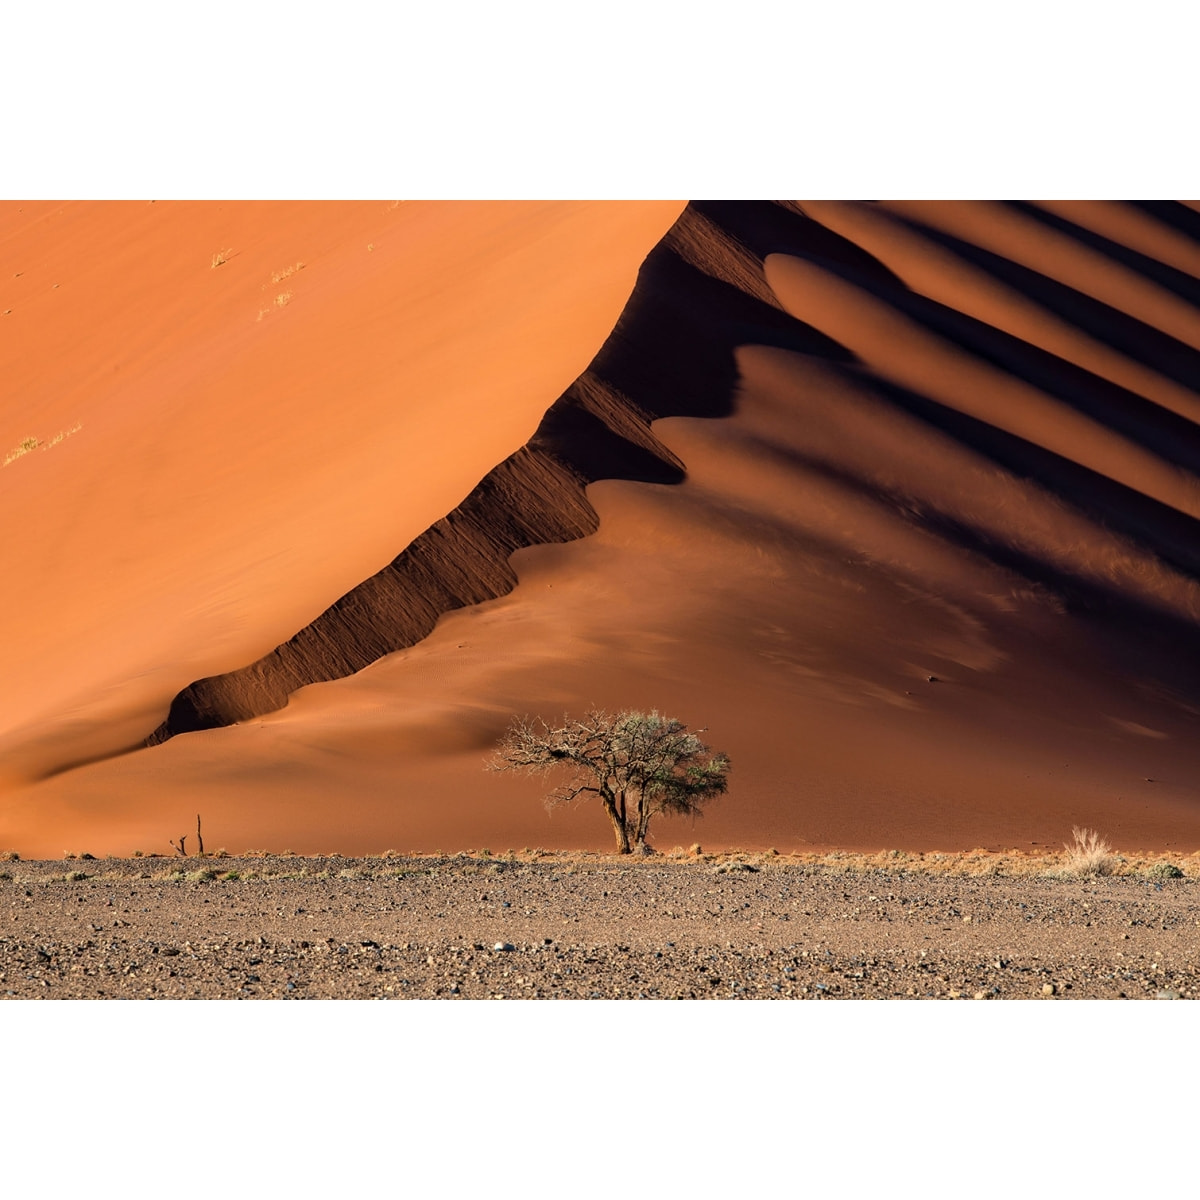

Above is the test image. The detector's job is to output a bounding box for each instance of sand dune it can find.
[0,200,680,783]
[5,200,1200,859]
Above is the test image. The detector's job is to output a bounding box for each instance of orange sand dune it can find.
[0,200,681,785]
[5,201,1200,859]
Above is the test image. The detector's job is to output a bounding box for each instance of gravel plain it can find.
[3,851,1199,999]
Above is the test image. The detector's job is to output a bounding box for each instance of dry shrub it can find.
[1059,827,1115,877]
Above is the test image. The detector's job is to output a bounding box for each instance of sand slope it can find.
[5,200,1200,858]
[0,200,680,784]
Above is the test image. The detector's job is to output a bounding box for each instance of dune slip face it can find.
[5,201,1200,859]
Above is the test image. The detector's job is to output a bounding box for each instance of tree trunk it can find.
[602,795,632,854]
[635,788,654,847]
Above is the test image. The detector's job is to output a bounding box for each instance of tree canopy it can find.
[489,709,730,854]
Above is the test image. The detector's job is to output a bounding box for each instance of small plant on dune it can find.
[3,425,80,468]
[1,851,19,862]
[211,248,233,268]
[1059,827,1115,877]
[270,262,304,284]
[4,436,40,465]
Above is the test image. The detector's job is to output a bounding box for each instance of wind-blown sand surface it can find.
[4,201,1200,860]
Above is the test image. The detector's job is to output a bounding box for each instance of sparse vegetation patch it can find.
[3,424,82,467]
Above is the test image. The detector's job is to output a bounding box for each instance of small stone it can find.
[974,991,987,1000]
[961,915,972,923]
[1042,983,1056,996]
[1156,989,1182,1000]
[494,942,514,952]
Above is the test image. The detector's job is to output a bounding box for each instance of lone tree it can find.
[489,709,730,854]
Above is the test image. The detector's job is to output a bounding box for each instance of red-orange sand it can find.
[4,200,1200,860]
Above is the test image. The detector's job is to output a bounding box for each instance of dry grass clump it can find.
[4,436,40,465]
[270,262,304,284]
[211,248,233,268]
[2,424,82,467]
[0,851,19,862]
[1056,827,1115,878]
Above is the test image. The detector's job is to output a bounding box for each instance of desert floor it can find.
[3,849,1197,999]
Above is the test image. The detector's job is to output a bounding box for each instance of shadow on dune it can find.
[1005,202,1200,309]
[767,233,1200,480]
[147,200,1200,745]
[887,213,1200,394]
[1128,200,1200,244]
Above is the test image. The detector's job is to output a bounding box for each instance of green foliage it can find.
[1147,861,1184,879]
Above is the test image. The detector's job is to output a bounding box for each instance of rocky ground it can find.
[2,849,1198,999]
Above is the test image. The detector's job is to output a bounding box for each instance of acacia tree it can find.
[489,709,730,854]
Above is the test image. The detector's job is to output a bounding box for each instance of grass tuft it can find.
[1057,827,1115,878]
